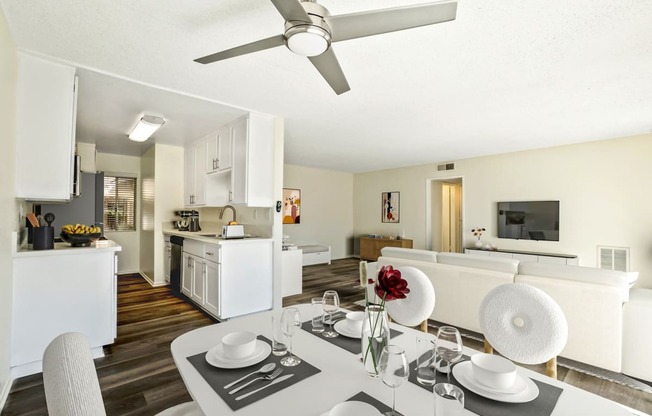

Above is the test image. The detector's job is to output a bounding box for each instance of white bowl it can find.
[345,311,365,333]
[329,401,380,416]
[470,353,517,390]
[221,331,257,359]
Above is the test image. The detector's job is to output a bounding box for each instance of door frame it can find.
[424,175,465,252]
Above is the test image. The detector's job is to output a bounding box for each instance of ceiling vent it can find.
[437,162,455,171]
[597,246,630,272]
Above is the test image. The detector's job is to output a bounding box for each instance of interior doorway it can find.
[426,177,463,253]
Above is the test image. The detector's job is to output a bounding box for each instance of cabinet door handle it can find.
[229,191,233,202]
[206,252,214,256]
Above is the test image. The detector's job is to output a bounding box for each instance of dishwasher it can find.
[170,236,184,295]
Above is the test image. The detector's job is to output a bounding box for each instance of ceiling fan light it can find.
[128,115,165,142]
[286,25,331,57]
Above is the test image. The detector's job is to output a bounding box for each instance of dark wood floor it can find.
[3,258,651,415]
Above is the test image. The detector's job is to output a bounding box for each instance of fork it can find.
[228,368,283,395]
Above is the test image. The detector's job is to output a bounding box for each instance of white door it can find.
[164,244,171,283]
[184,147,194,206]
[217,126,233,171]
[193,140,206,206]
[230,117,248,204]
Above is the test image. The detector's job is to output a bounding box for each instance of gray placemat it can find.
[347,391,402,415]
[302,320,403,354]
[186,336,321,411]
[407,358,563,416]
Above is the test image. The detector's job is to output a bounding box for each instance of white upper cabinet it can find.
[229,114,275,207]
[16,53,77,201]
[184,138,207,207]
[205,126,233,174]
[184,113,275,208]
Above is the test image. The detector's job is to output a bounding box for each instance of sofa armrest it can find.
[518,262,637,301]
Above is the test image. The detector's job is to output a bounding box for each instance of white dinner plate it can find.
[453,361,539,403]
[334,320,361,339]
[322,401,381,416]
[205,340,271,369]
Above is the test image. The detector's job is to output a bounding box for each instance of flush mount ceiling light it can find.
[128,115,165,142]
[285,24,331,57]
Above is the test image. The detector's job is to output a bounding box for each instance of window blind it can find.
[103,176,137,231]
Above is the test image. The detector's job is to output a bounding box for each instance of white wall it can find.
[354,134,652,287]
[283,165,354,259]
[153,144,184,285]
[0,8,16,407]
[96,152,141,273]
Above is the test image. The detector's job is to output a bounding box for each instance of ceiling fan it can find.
[194,0,457,95]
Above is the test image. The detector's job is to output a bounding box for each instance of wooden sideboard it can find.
[360,237,413,261]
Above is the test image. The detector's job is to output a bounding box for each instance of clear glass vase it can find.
[361,304,391,378]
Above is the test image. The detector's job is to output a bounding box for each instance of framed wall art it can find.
[382,191,400,223]
[283,188,301,224]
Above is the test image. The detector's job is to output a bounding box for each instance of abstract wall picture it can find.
[382,191,400,223]
[283,188,301,224]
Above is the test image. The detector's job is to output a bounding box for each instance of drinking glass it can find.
[311,297,325,333]
[379,345,409,416]
[416,334,437,386]
[435,326,463,384]
[434,383,464,416]
[271,310,287,356]
[322,290,340,338]
[280,307,302,366]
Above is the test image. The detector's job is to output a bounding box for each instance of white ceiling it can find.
[2,0,651,172]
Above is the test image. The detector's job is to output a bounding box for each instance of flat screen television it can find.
[497,201,560,241]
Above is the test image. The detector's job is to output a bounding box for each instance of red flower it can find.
[374,265,410,301]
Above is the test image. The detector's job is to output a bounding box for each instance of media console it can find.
[464,247,578,266]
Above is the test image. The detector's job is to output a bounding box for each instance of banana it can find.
[61,224,101,234]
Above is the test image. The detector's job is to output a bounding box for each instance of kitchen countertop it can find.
[14,239,122,258]
[163,228,272,245]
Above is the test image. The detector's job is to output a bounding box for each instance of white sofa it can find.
[376,247,639,375]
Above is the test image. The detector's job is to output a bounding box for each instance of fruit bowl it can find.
[60,232,102,247]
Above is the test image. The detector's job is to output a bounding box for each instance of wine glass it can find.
[435,326,463,384]
[322,290,340,338]
[280,307,302,366]
[379,345,409,416]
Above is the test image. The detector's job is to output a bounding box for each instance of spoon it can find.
[223,362,276,390]
[44,213,55,227]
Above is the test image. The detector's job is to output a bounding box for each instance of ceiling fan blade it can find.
[326,0,457,42]
[194,35,286,64]
[308,48,350,95]
[269,0,310,22]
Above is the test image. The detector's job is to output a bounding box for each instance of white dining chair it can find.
[384,266,435,333]
[43,332,204,416]
[479,283,568,379]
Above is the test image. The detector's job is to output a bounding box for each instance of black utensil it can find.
[44,213,55,227]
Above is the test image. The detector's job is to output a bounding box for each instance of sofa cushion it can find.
[380,247,437,263]
[437,252,519,274]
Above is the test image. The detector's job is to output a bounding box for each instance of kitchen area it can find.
[8,51,285,380]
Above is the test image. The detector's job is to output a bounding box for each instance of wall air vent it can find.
[597,246,630,272]
[437,162,455,171]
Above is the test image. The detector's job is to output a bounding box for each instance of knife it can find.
[234,374,295,401]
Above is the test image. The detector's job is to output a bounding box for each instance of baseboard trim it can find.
[139,272,168,287]
[0,375,12,414]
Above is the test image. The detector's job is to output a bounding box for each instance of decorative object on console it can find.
[472,226,486,248]
[381,192,400,223]
[282,188,301,224]
[362,265,410,377]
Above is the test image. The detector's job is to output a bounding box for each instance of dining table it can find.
[171,304,638,416]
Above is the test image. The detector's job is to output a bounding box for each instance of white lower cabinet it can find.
[180,238,271,320]
[204,259,220,316]
[11,246,121,377]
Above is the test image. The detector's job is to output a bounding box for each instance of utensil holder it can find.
[32,226,54,250]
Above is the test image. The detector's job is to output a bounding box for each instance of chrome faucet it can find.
[219,205,237,223]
